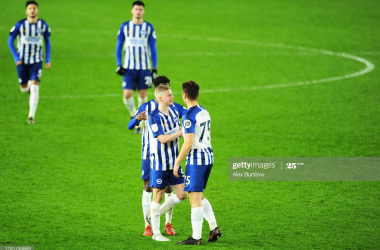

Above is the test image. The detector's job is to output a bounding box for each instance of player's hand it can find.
[45,62,51,69]
[16,61,22,65]
[136,111,148,121]
[173,163,180,178]
[151,68,157,81]
[116,66,126,76]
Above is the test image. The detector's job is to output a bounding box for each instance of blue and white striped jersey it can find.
[116,21,157,70]
[183,105,214,165]
[148,106,181,171]
[128,100,187,161]
[8,19,51,65]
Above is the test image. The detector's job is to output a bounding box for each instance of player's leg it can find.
[17,64,30,93]
[176,191,203,245]
[27,63,42,124]
[137,89,148,109]
[122,70,137,118]
[150,169,171,241]
[159,166,187,216]
[176,164,211,245]
[141,159,152,236]
[164,186,175,235]
[202,196,221,242]
[200,163,221,242]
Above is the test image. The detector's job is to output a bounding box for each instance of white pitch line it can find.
[1,33,375,99]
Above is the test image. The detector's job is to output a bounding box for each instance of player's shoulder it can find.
[120,20,131,28]
[186,105,208,120]
[14,19,27,26]
[144,20,154,27]
[149,107,160,118]
[38,19,50,26]
[172,102,183,110]
[38,19,47,23]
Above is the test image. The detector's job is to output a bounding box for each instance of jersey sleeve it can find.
[182,113,196,134]
[148,24,157,69]
[8,23,21,63]
[148,112,164,138]
[43,22,51,63]
[116,23,125,66]
[128,103,145,130]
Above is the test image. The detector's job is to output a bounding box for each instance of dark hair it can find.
[132,1,145,7]
[26,1,38,7]
[153,76,170,88]
[182,80,199,100]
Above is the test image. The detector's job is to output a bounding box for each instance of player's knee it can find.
[124,94,132,99]
[177,191,188,201]
[30,80,39,85]
[164,186,173,193]
[20,87,29,93]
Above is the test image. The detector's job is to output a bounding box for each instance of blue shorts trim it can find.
[122,69,152,90]
[141,158,150,180]
[150,167,185,189]
[17,62,42,85]
[184,164,213,192]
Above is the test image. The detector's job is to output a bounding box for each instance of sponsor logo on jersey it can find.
[184,120,191,128]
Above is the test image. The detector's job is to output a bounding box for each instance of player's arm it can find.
[148,27,157,80]
[8,24,21,65]
[115,24,126,75]
[173,133,194,177]
[43,24,51,69]
[128,105,148,130]
[156,129,182,144]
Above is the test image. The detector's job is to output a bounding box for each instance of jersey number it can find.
[199,120,210,142]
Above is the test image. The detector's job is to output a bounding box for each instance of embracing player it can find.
[128,76,187,237]
[8,1,51,124]
[147,85,188,242]
[116,1,157,133]
[174,81,222,245]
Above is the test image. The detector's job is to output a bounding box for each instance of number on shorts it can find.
[185,175,190,186]
[145,76,152,85]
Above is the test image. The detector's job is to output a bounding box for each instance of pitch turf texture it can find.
[1,0,380,249]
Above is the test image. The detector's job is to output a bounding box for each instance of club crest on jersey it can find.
[151,123,158,132]
[173,116,178,124]
[184,120,191,128]
[36,28,42,33]
[140,30,147,36]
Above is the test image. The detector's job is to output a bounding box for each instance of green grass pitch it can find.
[1,0,380,249]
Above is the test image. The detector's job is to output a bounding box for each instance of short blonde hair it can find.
[154,85,171,99]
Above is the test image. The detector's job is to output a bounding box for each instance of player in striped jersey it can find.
[8,1,51,124]
[147,85,188,242]
[174,81,221,245]
[128,76,187,237]
[116,1,157,128]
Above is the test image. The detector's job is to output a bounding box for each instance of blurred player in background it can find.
[116,1,158,133]
[147,85,187,242]
[8,1,51,124]
[128,76,187,237]
[174,81,222,245]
